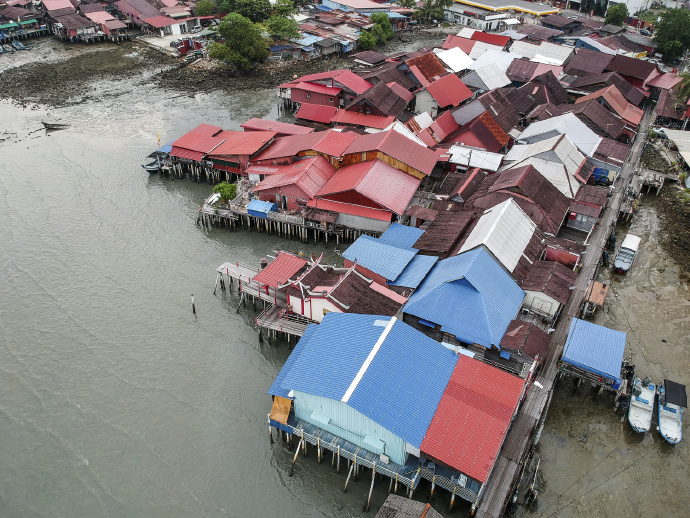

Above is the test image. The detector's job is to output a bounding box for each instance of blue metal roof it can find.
[387,254,438,289]
[562,318,626,383]
[296,34,323,46]
[247,199,277,216]
[315,4,331,10]
[386,12,408,18]
[403,248,525,348]
[268,324,319,399]
[277,313,458,448]
[378,223,425,250]
[280,313,391,401]
[342,235,418,282]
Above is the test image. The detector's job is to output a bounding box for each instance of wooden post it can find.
[388,476,393,493]
[364,462,376,512]
[317,438,322,464]
[302,430,307,456]
[344,463,355,492]
[332,449,336,468]
[449,487,456,511]
[394,473,398,494]
[191,294,196,314]
[213,273,219,296]
[269,424,273,444]
[430,475,436,498]
[337,446,341,473]
[289,439,303,477]
[353,454,358,480]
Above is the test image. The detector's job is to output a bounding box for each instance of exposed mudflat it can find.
[0,29,452,108]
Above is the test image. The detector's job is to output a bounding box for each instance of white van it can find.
[614,234,641,273]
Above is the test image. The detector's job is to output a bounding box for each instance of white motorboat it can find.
[658,379,686,444]
[628,377,655,433]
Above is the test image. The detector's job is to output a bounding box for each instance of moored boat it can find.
[42,121,70,130]
[142,159,161,173]
[3,44,15,53]
[628,377,655,433]
[12,39,25,51]
[658,379,686,444]
[142,140,173,174]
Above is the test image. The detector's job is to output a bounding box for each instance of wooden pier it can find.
[474,100,658,518]
[618,174,643,222]
[256,304,313,340]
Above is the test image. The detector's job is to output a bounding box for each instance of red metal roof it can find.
[253,130,357,162]
[185,123,223,137]
[344,130,439,176]
[425,74,472,109]
[316,159,421,215]
[241,119,314,135]
[171,131,224,160]
[386,81,415,103]
[441,35,476,54]
[470,31,509,47]
[289,81,343,96]
[252,252,307,288]
[306,198,392,221]
[421,356,525,483]
[331,110,394,130]
[295,69,373,94]
[208,131,277,157]
[295,103,338,124]
[312,130,358,156]
[252,155,336,198]
[143,15,176,28]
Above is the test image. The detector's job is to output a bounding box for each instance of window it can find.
[306,93,311,99]
[329,97,333,102]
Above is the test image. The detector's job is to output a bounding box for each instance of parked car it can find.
[169,38,181,47]
[190,25,202,33]
[652,127,668,138]
[614,234,641,273]
[640,29,652,36]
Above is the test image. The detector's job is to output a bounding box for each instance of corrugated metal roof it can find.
[425,73,472,109]
[344,130,439,176]
[605,54,657,81]
[459,198,537,274]
[434,47,474,73]
[278,314,458,447]
[290,81,343,96]
[252,252,307,288]
[295,103,337,124]
[241,118,314,135]
[247,199,277,214]
[442,35,476,54]
[387,254,438,289]
[467,63,511,91]
[562,318,626,383]
[421,355,525,483]
[471,30,510,47]
[448,145,504,172]
[331,109,394,129]
[268,323,318,399]
[517,112,602,157]
[306,198,392,221]
[343,235,418,281]
[378,223,425,249]
[208,131,276,157]
[403,248,524,348]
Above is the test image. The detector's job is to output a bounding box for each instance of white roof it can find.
[504,18,521,25]
[434,47,474,73]
[469,41,505,60]
[509,40,541,59]
[457,27,476,38]
[568,36,617,55]
[531,54,563,66]
[459,198,537,273]
[448,145,504,172]
[501,134,586,198]
[385,120,427,147]
[466,63,511,90]
[468,50,520,74]
[621,234,641,251]
[410,111,433,131]
[516,113,602,157]
[663,129,690,166]
[532,41,573,66]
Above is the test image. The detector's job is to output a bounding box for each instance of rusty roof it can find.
[241,118,314,136]
[541,14,582,28]
[570,71,645,106]
[412,210,475,257]
[515,24,563,41]
[501,320,551,361]
[478,89,520,134]
[345,81,408,118]
[549,100,625,139]
[563,48,614,77]
[521,260,577,305]
[425,73,473,109]
[405,52,447,83]
[574,184,609,207]
[605,54,658,81]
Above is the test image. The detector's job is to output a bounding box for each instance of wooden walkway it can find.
[475,100,658,518]
[215,261,288,306]
[256,304,313,338]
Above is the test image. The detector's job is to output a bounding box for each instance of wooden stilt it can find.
[317,438,322,464]
[344,463,355,492]
[449,487,456,511]
[269,425,273,444]
[364,462,376,512]
[394,473,398,494]
[337,446,341,472]
[289,439,303,477]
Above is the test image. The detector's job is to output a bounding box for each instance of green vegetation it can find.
[265,16,300,40]
[195,0,215,16]
[213,181,237,203]
[357,13,394,49]
[209,13,269,70]
[675,72,690,104]
[358,30,377,50]
[654,8,690,61]
[605,4,628,26]
[413,0,445,23]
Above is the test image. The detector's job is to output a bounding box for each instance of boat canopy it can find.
[664,379,687,408]
[147,140,174,159]
[620,234,641,251]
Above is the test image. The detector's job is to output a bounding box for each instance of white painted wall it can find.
[287,294,341,322]
[523,291,560,318]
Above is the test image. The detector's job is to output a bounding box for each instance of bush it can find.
[213,181,237,203]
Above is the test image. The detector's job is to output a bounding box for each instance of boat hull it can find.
[628,378,655,433]
[658,386,683,444]
[42,122,70,130]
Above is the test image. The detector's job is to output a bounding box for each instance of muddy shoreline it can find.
[0,29,452,107]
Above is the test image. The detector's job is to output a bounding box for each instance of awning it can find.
[269,396,292,424]
[504,18,520,25]
[664,380,687,408]
[20,19,39,25]
[0,23,19,29]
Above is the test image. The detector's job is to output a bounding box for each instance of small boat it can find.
[0,45,4,55]
[12,40,25,51]
[142,140,173,174]
[141,159,161,173]
[658,379,687,444]
[42,121,71,130]
[3,44,15,54]
[628,377,655,433]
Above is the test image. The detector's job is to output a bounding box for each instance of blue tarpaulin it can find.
[247,199,277,218]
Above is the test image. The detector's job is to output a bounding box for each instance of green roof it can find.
[0,22,19,29]
[20,19,39,25]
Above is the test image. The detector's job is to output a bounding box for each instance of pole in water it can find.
[191,294,196,314]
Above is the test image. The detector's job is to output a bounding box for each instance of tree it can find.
[675,72,690,104]
[272,0,296,17]
[213,181,237,203]
[396,0,417,7]
[358,30,377,50]
[233,0,271,23]
[605,3,628,26]
[215,0,233,13]
[210,13,269,70]
[413,2,443,23]
[196,0,215,16]
[654,8,690,61]
[265,15,299,40]
[369,12,394,41]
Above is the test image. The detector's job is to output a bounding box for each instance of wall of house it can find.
[287,294,341,322]
[336,212,390,233]
[321,190,387,211]
[414,90,439,117]
[290,88,340,106]
[293,391,408,465]
[255,184,308,211]
[522,291,560,318]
